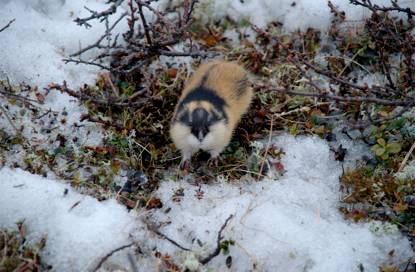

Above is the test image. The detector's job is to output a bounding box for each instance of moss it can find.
[0,227,46,272]
[340,167,414,239]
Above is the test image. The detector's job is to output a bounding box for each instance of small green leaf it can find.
[386,142,402,154]
[371,144,381,153]
[376,148,386,156]
[239,17,251,27]
[118,81,129,90]
[377,138,386,146]
[290,124,298,136]
[386,118,406,130]
[371,145,385,156]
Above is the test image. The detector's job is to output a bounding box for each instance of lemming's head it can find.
[175,101,226,142]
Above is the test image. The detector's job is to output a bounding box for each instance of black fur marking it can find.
[199,63,218,86]
[177,109,190,124]
[179,86,227,116]
[176,87,228,127]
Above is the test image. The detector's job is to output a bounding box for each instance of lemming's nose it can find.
[198,130,204,141]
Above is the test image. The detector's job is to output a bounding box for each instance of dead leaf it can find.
[35,92,45,103]
[166,68,177,78]
[146,198,163,209]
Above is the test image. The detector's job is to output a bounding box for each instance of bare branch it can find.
[0,18,15,33]
[261,85,413,106]
[349,0,415,17]
[70,12,127,57]
[158,50,219,58]
[67,0,202,75]
[136,0,153,45]
[47,82,150,108]
[75,0,124,28]
[63,58,115,72]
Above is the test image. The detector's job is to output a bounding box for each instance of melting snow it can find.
[0,135,413,271]
[0,0,414,271]
[0,167,138,271]
[196,0,414,32]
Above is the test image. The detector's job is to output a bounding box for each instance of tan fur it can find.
[170,60,253,162]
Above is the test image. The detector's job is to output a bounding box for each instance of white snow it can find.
[196,0,414,32]
[0,0,414,271]
[1,0,413,89]
[0,0,122,172]
[0,0,169,89]
[0,0,118,88]
[0,167,138,272]
[145,134,413,271]
[0,135,413,271]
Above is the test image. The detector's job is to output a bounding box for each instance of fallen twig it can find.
[0,18,15,33]
[257,117,274,180]
[92,242,135,272]
[199,214,234,265]
[146,222,191,251]
[398,143,415,172]
[0,104,20,136]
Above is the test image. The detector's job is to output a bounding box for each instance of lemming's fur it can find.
[170,60,253,166]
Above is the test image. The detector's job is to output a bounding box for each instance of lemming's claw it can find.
[207,157,219,168]
[180,159,191,171]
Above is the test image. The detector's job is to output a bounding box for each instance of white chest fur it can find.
[170,121,232,160]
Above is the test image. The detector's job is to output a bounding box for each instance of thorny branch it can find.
[75,0,124,28]
[0,80,41,111]
[261,85,413,107]
[254,0,415,126]
[136,0,152,45]
[66,0,211,75]
[349,0,415,18]
[69,12,127,57]
[47,82,150,108]
[287,57,414,107]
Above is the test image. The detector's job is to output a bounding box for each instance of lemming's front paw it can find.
[207,157,219,168]
[180,159,191,171]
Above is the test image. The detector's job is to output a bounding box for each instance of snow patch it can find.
[0,167,138,271]
[0,134,412,271]
[145,135,413,271]
[195,0,414,32]
[0,0,121,88]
